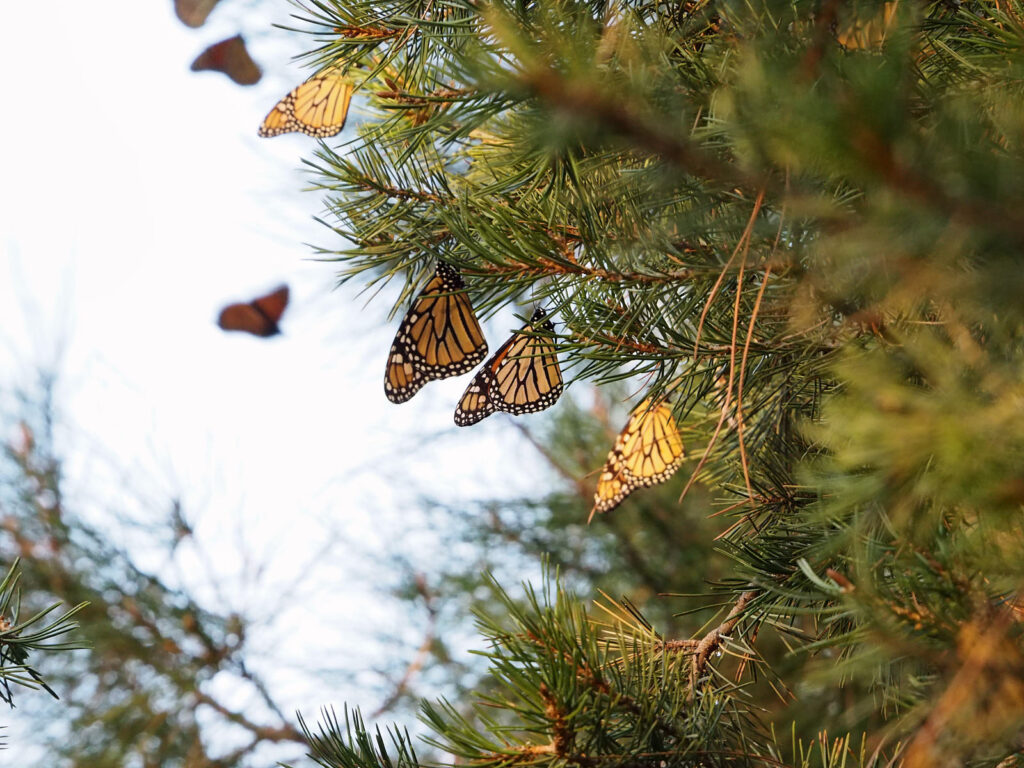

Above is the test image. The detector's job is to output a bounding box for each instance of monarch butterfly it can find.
[258,76,354,138]
[191,35,262,86]
[589,398,685,521]
[217,285,289,337]
[455,307,563,426]
[384,262,488,403]
[175,0,220,28]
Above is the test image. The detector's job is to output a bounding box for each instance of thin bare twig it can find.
[193,689,306,745]
[693,189,766,360]
[370,575,438,718]
[678,193,765,505]
[730,245,752,501]
[507,419,592,499]
[734,264,773,511]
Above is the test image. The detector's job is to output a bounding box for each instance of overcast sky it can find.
[0,1,555,761]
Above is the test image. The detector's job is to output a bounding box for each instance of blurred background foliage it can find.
[4,0,1024,766]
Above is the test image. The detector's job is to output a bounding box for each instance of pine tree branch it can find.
[370,575,437,718]
[901,609,1020,768]
[470,258,700,285]
[476,746,786,767]
[851,124,1024,243]
[334,25,404,40]
[517,67,762,191]
[374,86,471,104]
[193,689,307,746]
[677,589,758,689]
[518,629,685,741]
[345,175,445,204]
[539,684,573,757]
[237,659,296,732]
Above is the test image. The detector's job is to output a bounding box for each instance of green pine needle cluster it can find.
[0,558,85,711]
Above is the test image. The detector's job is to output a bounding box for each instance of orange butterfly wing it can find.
[454,307,562,426]
[590,399,685,520]
[258,77,354,138]
[384,262,487,403]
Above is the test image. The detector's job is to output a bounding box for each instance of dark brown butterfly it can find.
[454,307,563,426]
[190,35,262,86]
[174,0,221,28]
[217,285,289,337]
[385,262,488,403]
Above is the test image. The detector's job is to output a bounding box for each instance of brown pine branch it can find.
[518,67,762,191]
[539,683,573,757]
[374,86,472,104]
[517,629,684,741]
[475,746,786,768]
[370,574,438,718]
[655,589,760,689]
[334,25,404,39]
[193,689,306,746]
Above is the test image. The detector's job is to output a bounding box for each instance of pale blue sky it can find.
[0,1,554,761]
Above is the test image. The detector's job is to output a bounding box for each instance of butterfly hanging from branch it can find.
[258,75,354,138]
[455,307,563,426]
[384,261,489,403]
[590,398,685,521]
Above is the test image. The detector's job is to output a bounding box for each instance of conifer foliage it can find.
[0,559,83,714]
[278,0,1024,765]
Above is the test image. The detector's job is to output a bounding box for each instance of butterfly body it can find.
[385,262,488,403]
[590,399,685,520]
[455,307,563,426]
[217,285,289,337]
[258,76,354,138]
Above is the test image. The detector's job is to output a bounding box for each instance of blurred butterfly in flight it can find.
[217,285,289,338]
[174,0,221,28]
[385,262,488,403]
[590,398,685,521]
[455,307,563,426]
[258,76,354,138]
[191,35,262,86]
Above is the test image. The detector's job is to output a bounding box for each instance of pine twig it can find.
[539,683,573,757]
[686,590,758,689]
[370,574,437,718]
[677,194,765,506]
[193,689,307,746]
[518,67,761,191]
[694,189,765,361]
[734,264,773,512]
